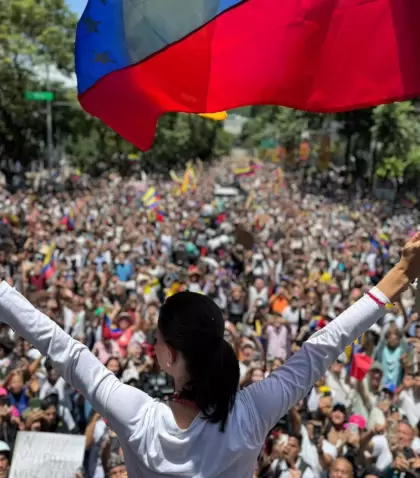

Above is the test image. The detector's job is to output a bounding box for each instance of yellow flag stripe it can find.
[199,111,228,121]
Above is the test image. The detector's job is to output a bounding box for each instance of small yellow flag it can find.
[199,111,228,121]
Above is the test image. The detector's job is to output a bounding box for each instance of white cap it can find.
[0,441,10,453]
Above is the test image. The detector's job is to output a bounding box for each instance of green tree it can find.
[372,102,420,158]
[241,106,326,151]
[372,102,420,181]
[0,0,77,165]
[335,109,373,168]
[141,114,233,174]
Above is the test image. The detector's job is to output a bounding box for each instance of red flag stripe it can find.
[80,0,420,150]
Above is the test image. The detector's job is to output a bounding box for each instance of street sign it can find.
[24,91,54,101]
[260,138,277,149]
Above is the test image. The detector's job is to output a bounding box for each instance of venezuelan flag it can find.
[102,314,122,341]
[199,111,228,121]
[60,206,75,231]
[42,244,56,280]
[142,187,160,210]
[345,336,364,374]
[68,207,75,227]
[65,207,75,230]
[233,166,254,178]
[75,1,420,151]
[181,166,196,194]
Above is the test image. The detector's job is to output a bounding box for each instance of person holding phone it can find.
[269,433,315,478]
[0,235,420,477]
[301,420,337,474]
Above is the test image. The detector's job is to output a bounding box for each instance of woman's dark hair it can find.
[288,431,303,447]
[41,393,58,410]
[159,292,239,432]
[105,356,123,378]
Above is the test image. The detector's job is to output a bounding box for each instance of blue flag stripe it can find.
[76,0,246,94]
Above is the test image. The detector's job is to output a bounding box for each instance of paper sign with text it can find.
[10,432,86,478]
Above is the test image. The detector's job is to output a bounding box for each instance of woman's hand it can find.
[399,233,420,282]
[271,440,286,460]
[346,430,360,449]
[377,233,420,302]
[403,374,415,390]
[393,455,410,472]
[409,456,420,470]
[28,377,40,396]
[18,358,29,371]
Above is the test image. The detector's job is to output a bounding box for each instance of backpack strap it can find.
[298,460,310,476]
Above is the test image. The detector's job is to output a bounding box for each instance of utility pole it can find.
[46,63,54,171]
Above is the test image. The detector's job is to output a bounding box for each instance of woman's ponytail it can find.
[183,338,239,431]
[159,292,240,432]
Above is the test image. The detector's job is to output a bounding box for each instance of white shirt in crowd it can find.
[398,388,420,428]
[325,370,353,408]
[0,282,389,478]
[63,306,86,338]
[369,434,392,471]
[301,426,337,477]
[381,312,405,337]
[270,457,315,478]
[248,286,268,310]
[87,418,107,478]
[282,306,301,338]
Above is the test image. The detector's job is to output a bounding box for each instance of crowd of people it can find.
[0,158,418,478]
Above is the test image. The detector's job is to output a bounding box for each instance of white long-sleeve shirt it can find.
[0,282,389,478]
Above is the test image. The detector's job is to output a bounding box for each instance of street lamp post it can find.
[45,63,54,171]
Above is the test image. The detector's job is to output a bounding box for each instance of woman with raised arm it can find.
[1,235,420,477]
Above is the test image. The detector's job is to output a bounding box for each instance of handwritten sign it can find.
[10,432,86,478]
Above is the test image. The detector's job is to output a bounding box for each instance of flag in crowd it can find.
[41,243,55,280]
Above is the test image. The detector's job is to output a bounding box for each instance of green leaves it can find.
[372,102,420,179]
[0,0,233,172]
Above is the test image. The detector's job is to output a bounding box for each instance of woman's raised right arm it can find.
[0,282,152,441]
[240,244,417,444]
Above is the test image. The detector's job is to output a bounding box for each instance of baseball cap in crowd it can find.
[240,341,256,351]
[27,348,42,361]
[0,441,9,454]
[345,414,367,430]
[122,368,139,385]
[332,403,347,415]
[369,324,381,336]
[336,353,347,364]
[382,383,396,395]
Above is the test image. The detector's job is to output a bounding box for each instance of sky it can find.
[67,0,86,15]
[41,0,85,88]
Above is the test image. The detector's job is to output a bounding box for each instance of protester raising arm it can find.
[240,233,420,444]
[0,283,153,442]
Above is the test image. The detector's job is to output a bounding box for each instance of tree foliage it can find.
[0,0,76,163]
[241,100,420,183]
[0,0,233,175]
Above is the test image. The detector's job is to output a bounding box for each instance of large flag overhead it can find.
[76,0,420,151]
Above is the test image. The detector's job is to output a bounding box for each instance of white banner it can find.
[10,432,86,478]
